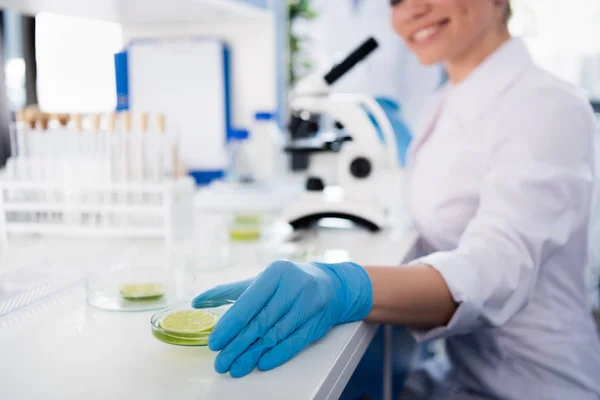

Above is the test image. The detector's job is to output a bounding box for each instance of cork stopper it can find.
[175,160,187,179]
[23,105,40,129]
[72,114,83,133]
[171,130,186,179]
[108,112,117,132]
[157,114,166,134]
[57,113,70,127]
[91,114,101,131]
[37,113,50,131]
[140,112,149,133]
[121,111,131,133]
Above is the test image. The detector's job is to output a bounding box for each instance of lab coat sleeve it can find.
[410,88,596,342]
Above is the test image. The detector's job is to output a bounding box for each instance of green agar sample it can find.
[229,228,261,241]
[119,283,166,300]
[230,213,263,241]
[234,214,263,225]
[152,329,209,346]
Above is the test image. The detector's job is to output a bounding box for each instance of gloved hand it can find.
[191,260,373,378]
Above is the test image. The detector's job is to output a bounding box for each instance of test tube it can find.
[171,130,186,180]
[27,111,43,209]
[121,111,132,206]
[8,112,21,163]
[156,114,166,183]
[46,114,61,221]
[48,114,59,179]
[37,113,51,222]
[107,112,118,226]
[72,114,85,217]
[72,113,83,156]
[90,114,103,225]
[121,112,132,180]
[13,110,27,179]
[22,107,37,178]
[56,113,70,184]
[91,114,102,174]
[139,113,149,182]
[107,112,117,183]
[37,113,50,182]
[91,114,101,158]
[138,113,150,203]
[5,111,26,204]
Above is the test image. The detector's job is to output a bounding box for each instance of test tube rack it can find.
[0,110,196,244]
[0,174,196,244]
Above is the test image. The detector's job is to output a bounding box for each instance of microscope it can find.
[282,37,403,232]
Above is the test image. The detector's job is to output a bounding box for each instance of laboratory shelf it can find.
[0,0,271,25]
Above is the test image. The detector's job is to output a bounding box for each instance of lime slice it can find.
[159,310,219,337]
[119,283,166,300]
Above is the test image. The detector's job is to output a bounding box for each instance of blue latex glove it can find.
[192,260,373,378]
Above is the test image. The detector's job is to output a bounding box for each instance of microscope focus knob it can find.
[306,177,325,191]
[350,157,372,179]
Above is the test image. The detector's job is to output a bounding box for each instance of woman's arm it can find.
[365,265,457,328]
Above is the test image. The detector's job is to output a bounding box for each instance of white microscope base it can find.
[281,193,388,232]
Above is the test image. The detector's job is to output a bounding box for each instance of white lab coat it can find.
[406,38,600,399]
[306,0,442,130]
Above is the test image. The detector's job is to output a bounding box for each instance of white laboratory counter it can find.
[0,224,418,400]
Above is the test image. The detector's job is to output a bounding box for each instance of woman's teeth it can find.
[412,23,444,43]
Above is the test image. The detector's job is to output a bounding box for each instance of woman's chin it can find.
[413,50,446,66]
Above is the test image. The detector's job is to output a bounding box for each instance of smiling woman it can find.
[193,0,600,398]
[390,0,511,82]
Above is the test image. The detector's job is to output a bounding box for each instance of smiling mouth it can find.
[410,20,450,44]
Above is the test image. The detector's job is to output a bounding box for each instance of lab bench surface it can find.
[0,225,418,400]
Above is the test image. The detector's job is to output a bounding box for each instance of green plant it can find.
[288,0,318,87]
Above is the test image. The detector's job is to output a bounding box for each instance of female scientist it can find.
[193,0,600,397]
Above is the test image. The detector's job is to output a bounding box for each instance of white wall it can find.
[122,16,277,130]
[510,0,600,98]
[36,13,124,113]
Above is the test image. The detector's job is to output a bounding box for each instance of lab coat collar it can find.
[445,37,533,126]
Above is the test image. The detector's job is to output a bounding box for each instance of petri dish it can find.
[150,300,234,346]
[86,266,173,312]
[228,213,265,242]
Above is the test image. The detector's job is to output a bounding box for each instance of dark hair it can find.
[504,2,512,23]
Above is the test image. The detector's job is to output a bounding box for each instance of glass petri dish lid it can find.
[150,300,234,346]
[86,265,174,312]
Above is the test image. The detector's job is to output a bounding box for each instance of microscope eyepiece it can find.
[324,37,379,85]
